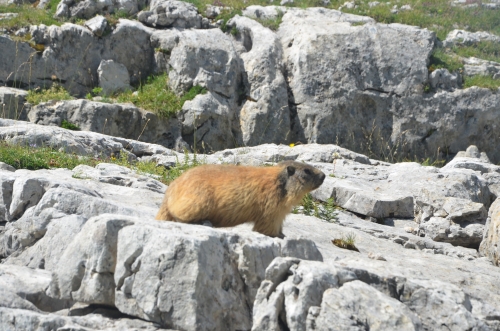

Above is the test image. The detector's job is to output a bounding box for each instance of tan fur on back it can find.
[155,162,325,237]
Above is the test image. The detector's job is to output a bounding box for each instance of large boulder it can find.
[228,15,291,147]
[1,20,154,97]
[48,214,323,330]
[28,99,185,150]
[480,198,500,266]
[277,8,434,151]
[138,0,204,29]
[0,87,30,121]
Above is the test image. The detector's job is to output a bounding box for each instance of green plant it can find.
[116,74,206,118]
[463,74,500,91]
[452,41,500,64]
[0,1,61,32]
[332,232,359,252]
[0,141,204,185]
[428,48,464,73]
[60,120,81,131]
[255,9,284,31]
[26,84,74,105]
[293,193,339,222]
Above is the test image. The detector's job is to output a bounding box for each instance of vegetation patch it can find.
[463,74,500,91]
[0,142,203,185]
[116,74,207,118]
[0,0,61,32]
[293,193,339,222]
[26,84,74,105]
[60,120,80,131]
[452,41,500,64]
[428,48,464,73]
[332,232,359,252]
[255,9,284,31]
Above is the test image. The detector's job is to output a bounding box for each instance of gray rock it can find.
[1,20,154,97]
[138,0,203,28]
[0,173,16,223]
[479,198,500,266]
[228,15,291,146]
[392,87,500,164]
[28,99,184,150]
[443,29,500,47]
[252,258,357,331]
[97,60,132,96]
[313,280,422,331]
[0,264,71,312]
[48,214,322,330]
[0,307,165,331]
[401,279,490,331]
[0,166,165,261]
[55,0,147,19]
[277,8,435,156]
[0,87,30,121]
[429,68,461,91]
[84,15,108,37]
[463,57,500,80]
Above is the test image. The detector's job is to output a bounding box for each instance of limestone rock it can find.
[228,15,291,146]
[443,29,500,47]
[138,0,203,29]
[28,99,184,150]
[97,60,132,95]
[429,68,461,91]
[277,8,435,158]
[48,215,322,330]
[0,87,30,121]
[463,57,500,80]
[479,198,500,266]
[313,280,422,330]
[0,264,71,312]
[84,15,108,37]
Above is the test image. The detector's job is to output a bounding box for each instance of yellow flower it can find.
[289,143,295,147]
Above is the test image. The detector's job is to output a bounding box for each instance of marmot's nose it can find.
[319,172,326,184]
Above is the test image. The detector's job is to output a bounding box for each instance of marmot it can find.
[155,161,326,237]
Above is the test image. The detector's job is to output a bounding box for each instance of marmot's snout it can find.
[315,171,326,188]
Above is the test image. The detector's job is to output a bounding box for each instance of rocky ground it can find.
[1,0,500,330]
[0,119,499,330]
[1,1,500,162]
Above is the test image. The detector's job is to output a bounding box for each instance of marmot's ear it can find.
[287,165,295,176]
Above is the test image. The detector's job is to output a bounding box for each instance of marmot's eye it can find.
[304,169,312,175]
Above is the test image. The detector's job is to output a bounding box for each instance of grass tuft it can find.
[115,74,207,118]
[0,142,202,185]
[293,193,339,222]
[463,75,500,91]
[26,84,74,105]
[61,120,80,131]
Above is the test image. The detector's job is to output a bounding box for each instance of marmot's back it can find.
[155,161,325,237]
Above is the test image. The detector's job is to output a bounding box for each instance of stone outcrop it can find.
[480,199,500,266]
[0,120,499,330]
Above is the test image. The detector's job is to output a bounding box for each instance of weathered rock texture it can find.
[0,120,499,331]
[1,5,499,162]
[480,199,500,266]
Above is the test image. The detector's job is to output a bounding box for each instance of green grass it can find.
[61,120,80,131]
[0,142,202,185]
[0,0,61,32]
[26,84,74,105]
[292,193,339,222]
[463,75,500,91]
[116,74,207,118]
[255,9,284,31]
[452,41,500,64]
[428,48,464,73]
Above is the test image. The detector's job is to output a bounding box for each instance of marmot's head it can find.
[278,161,325,198]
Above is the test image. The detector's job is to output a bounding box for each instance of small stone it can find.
[84,15,108,37]
[368,252,387,261]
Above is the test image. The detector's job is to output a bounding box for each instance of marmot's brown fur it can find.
[155,161,326,237]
